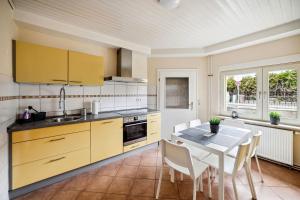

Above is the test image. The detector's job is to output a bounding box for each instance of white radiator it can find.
[245,124,293,166]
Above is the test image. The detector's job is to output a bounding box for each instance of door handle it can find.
[189,102,194,110]
[258,91,262,99]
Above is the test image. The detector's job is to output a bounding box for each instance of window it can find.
[165,77,189,109]
[220,62,300,125]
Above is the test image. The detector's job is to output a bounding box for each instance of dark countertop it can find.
[8,109,160,133]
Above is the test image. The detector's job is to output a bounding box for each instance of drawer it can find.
[147,120,161,133]
[12,122,90,143]
[12,148,90,189]
[147,131,161,144]
[12,130,90,166]
[147,113,161,121]
[123,140,147,152]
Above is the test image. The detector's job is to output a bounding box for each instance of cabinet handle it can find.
[102,121,113,124]
[52,79,67,82]
[48,137,65,142]
[45,156,66,164]
[150,132,157,135]
[150,120,157,123]
[70,80,82,83]
[130,144,139,149]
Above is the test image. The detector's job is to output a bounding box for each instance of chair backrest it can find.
[160,139,195,178]
[221,119,246,129]
[233,139,251,173]
[248,131,262,158]
[189,119,201,128]
[174,123,188,133]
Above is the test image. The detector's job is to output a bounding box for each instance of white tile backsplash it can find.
[40,98,61,113]
[138,85,147,95]
[115,97,127,107]
[114,84,127,95]
[100,96,115,109]
[19,84,40,96]
[83,86,100,95]
[66,98,83,111]
[40,85,63,96]
[19,98,40,113]
[65,86,83,95]
[101,82,115,95]
[127,84,138,95]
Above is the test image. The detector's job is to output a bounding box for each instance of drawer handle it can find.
[102,121,113,124]
[48,137,65,142]
[70,80,82,83]
[46,156,66,164]
[52,79,67,82]
[150,121,157,123]
[131,144,140,149]
[150,132,157,135]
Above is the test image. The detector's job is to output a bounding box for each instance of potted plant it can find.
[209,117,221,134]
[269,111,280,125]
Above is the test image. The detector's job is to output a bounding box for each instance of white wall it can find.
[0,0,19,199]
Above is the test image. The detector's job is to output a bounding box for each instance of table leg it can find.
[218,153,224,200]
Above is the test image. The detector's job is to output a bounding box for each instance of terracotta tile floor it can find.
[16,147,300,200]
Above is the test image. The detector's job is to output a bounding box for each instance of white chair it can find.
[227,131,264,183]
[221,118,246,129]
[189,119,202,128]
[156,139,212,200]
[202,139,257,200]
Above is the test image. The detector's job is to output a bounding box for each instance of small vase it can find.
[270,117,280,125]
[210,124,219,134]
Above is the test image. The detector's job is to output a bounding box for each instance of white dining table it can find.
[172,123,252,200]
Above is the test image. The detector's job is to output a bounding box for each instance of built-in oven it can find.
[123,115,147,146]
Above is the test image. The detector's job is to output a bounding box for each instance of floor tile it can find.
[127,196,155,200]
[140,156,158,166]
[103,194,127,200]
[63,173,91,191]
[155,180,179,199]
[131,179,155,197]
[116,165,138,178]
[76,191,105,200]
[50,190,80,200]
[86,176,114,192]
[107,177,134,195]
[136,166,157,179]
[97,163,121,176]
[15,188,56,200]
[123,155,141,166]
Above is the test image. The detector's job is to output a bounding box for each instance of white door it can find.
[158,69,198,139]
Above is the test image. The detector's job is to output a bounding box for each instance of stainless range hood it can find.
[104,48,147,83]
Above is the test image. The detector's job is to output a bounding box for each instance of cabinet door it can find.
[15,41,68,84]
[91,118,123,163]
[68,51,104,86]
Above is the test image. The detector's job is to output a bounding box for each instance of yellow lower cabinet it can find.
[12,148,90,189]
[12,131,90,166]
[123,140,147,152]
[91,118,123,163]
[147,113,161,144]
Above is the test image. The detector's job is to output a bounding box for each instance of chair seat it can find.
[201,154,236,175]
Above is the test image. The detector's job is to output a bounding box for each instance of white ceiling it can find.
[13,0,300,50]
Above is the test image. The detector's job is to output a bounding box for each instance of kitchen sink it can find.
[47,116,82,123]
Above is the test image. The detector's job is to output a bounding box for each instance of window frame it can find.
[220,62,300,125]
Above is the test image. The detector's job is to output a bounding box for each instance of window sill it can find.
[217,115,300,132]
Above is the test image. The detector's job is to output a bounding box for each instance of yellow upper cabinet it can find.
[68,51,104,86]
[14,41,68,84]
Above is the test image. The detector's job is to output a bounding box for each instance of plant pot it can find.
[270,117,280,125]
[210,124,219,134]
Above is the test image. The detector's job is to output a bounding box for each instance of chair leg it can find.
[169,168,175,183]
[199,174,203,192]
[156,167,163,199]
[232,176,239,200]
[208,168,212,198]
[255,154,264,183]
[245,164,257,199]
[180,173,184,181]
[193,179,197,200]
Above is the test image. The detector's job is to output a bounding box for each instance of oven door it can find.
[123,120,147,146]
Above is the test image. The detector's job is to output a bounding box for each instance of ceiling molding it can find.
[14,9,151,54]
[151,19,300,58]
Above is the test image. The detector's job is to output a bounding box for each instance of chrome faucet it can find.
[59,86,67,117]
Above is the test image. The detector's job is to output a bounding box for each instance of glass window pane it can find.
[165,77,189,109]
[225,73,257,116]
[268,69,297,119]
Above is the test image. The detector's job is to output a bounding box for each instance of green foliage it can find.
[269,111,280,120]
[269,70,297,97]
[209,117,221,125]
[239,76,257,96]
[226,77,237,95]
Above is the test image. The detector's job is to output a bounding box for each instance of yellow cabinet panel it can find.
[15,41,68,84]
[147,113,161,144]
[91,118,123,163]
[123,140,147,152]
[69,51,104,86]
[12,148,90,189]
[12,122,90,143]
[13,131,90,166]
